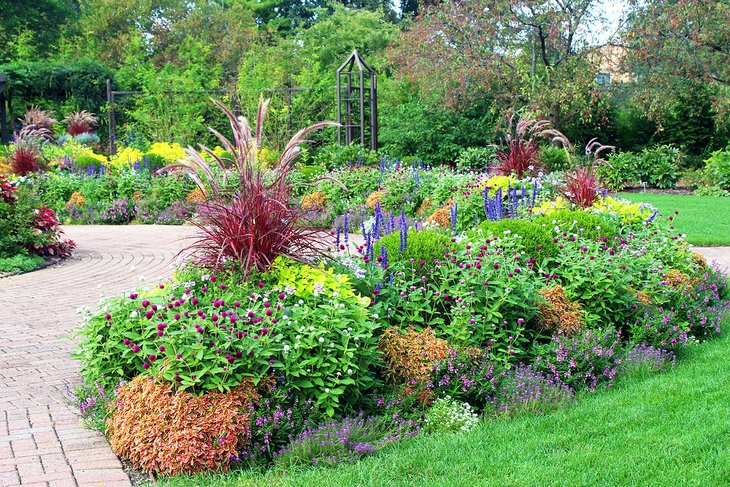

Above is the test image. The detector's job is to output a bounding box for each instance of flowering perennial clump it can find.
[424,395,479,433]
[492,364,573,415]
[275,414,419,466]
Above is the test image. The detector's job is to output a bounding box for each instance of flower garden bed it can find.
[61,105,730,482]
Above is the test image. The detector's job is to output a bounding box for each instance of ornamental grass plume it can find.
[493,114,570,179]
[20,106,57,135]
[164,99,337,278]
[10,125,49,175]
[63,111,98,136]
[558,139,614,208]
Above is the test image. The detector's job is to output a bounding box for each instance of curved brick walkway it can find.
[0,225,195,487]
[0,225,727,487]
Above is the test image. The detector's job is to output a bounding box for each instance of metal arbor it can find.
[336,49,378,151]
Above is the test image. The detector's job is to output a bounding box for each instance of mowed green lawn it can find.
[620,193,730,246]
[156,328,730,487]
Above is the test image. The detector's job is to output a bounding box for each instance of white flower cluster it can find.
[424,396,480,434]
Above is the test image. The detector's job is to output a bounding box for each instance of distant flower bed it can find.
[0,174,75,271]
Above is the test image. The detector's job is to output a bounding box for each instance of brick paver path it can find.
[0,224,727,487]
[0,225,195,487]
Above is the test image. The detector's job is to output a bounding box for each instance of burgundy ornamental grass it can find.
[164,99,338,278]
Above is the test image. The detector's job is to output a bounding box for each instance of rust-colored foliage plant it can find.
[664,269,690,289]
[378,327,450,385]
[425,205,452,228]
[108,375,257,476]
[366,190,384,209]
[301,191,326,210]
[65,191,85,208]
[165,99,336,278]
[538,285,584,334]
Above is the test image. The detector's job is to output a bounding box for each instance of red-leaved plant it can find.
[165,99,336,278]
[494,114,569,179]
[558,139,613,208]
[63,111,98,136]
[10,125,50,175]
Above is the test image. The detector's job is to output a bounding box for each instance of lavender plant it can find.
[275,414,419,466]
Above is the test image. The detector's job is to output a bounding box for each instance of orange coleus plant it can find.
[378,327,450,385]
[538,285,585,335]
[108,375,257,476]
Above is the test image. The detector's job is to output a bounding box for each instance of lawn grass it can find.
[155,328,730,487]
[620,193,730,246]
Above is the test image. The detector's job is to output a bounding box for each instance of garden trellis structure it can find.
[336,50,378,151]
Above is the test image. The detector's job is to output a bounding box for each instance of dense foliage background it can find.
[0,0,727,163]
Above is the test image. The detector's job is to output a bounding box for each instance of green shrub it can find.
[76,260,380,416]
[694,186,729,197]
[703,145,730,190]
[456,147,496,172]
[597,151,639,191]
[0,252,44,273]
[541,146,571,172]
[378,229,451,273]
[637,145,682,189]
[314,144,380,170]
[74,155,106,169]
[475,218,559,261]
[424,396,479,433]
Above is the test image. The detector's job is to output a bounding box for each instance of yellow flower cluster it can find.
[147,142,187,163]
[480,175,518,198]
[111,147,145,168]
[532,196,570,215]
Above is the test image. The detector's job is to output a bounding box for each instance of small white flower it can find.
[318,337,325,343]
[325,388,330,393]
